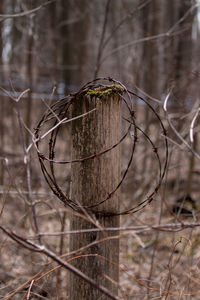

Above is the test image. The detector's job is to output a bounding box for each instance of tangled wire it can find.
[35,77,168,216]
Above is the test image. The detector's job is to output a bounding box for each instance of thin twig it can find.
[0,0,55,21]
[166,113,200,160]
[189,108,200,143]
[0,226,120,300]
[27,222,200,237]
[27,108,96,153]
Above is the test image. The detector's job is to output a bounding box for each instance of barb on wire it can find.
[34,77,168,216]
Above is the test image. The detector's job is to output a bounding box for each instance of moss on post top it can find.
[85,84,124,99]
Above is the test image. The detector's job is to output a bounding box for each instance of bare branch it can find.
[166,112,200,160]
[26,108,96,153]
[0,0,55,22]
[29,222,200,237]
[0,86,30,102]
[0,226,120,300]
[99,3,197,67]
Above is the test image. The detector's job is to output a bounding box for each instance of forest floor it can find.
[1,172,200,300]
[1,103,200,300]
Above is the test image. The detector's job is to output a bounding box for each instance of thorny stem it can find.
[15,104,41,244]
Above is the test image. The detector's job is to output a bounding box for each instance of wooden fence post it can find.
[69,85,122,299]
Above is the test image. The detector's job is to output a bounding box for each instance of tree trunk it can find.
[0,0,4,185]
[61,0,89,90]
[69,87,121,299]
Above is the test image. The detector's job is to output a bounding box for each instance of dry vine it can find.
[34,77,168,216]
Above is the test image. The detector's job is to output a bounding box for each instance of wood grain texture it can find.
[69,91,121,299]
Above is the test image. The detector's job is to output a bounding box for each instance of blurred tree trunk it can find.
[139,1,163,173]
[136,2,196,298]
[136,0,195,170]
[137,0,195,100]
[166,0,196,198]
[25,1,34,146]
[138,3,164,293]
[50,1,60,84]
[61,0,89,90]
[0,1,2,59]
[140,1,163,99]
[169,0,195,107]
[0,0,4,185]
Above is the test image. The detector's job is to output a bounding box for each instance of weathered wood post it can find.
[69,85,123,299]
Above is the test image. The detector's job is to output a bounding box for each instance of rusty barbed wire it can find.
[34,77,168,216]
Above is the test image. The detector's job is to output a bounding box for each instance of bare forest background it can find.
[1,0,200,299]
